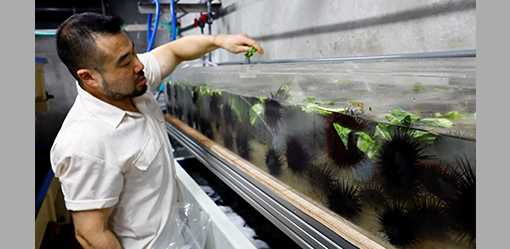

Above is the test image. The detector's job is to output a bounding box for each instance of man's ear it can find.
[77,69,101,89]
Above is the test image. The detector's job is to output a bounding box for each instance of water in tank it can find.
[166,58,476,249]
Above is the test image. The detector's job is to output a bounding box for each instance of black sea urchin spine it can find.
[235,125,251,161]
[325,117,365,168]
[209,94,222,127]
[198,118,214,140]
[222,102,237,128]
[358,182,387,207]
[447,157,476,243]
[417,162,459,202]
[191,86,200,105]
[306,163,336,193]
[264,98,282,130]
[223,130,234,150]
[408,196,449,240]
[378,203,418,247]
[186,112,194,127]
[265,147,283,176]
[166,84,176,115]
[328,112,368,131]
[376,128,430,200]
[285,135,311,174]
[327,179,362,219]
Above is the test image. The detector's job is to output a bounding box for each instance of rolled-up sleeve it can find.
[137,52,162,88]
[52,154,123,211]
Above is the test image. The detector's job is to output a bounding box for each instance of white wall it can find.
[178,0,475,63]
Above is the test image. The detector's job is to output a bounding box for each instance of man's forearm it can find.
[165,35,219,61]
[76,229,123,249]
[150,35,219,77]
[150,33,262,79]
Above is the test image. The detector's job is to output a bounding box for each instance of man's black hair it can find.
[56,12,124,81]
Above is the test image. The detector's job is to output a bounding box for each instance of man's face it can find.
[93,32,147,100]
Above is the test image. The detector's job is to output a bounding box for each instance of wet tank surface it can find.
[166,58,476,249]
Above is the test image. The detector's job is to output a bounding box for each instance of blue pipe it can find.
[146,14,153,48]
[169,0,177,41]
[35,170,54,214]
[146,0,161,51]
[156,0,177,102]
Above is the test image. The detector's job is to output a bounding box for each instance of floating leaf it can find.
[272,84,290,101]
[326,100,336,106]
[420,118,453,128]
[401,115,413,127]
[384,115,400,125]
[198,85,222,96]
[301,103,345,115]
[356,131,378,159]
[229,97,243,122]
[434,111,463,121]
[384,108,457,131]
[257,96,268,102]
[412,83,425,93]
[332,123,352,148]
[305,96,316,103]
[385,108,420,126]
[375,124,392,141]
[413,130,437,144]
[249,103,264,126]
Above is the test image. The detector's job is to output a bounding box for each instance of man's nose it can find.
[134,56,144,73]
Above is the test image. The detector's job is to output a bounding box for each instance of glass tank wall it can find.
[166,58,476,249]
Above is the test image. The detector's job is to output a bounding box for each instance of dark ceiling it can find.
[35,0,111,29]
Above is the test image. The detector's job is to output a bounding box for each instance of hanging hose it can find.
[155,0,179,107]
[169,0,177,41]
[146,0,161,52]
[36,170,54,214]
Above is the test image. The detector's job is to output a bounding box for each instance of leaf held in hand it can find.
[245,47,258,58]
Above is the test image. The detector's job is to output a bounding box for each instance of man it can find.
[50,12,263,249]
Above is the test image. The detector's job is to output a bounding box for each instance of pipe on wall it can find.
[146,0,161,51]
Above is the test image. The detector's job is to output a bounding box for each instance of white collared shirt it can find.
[50,52,178,249]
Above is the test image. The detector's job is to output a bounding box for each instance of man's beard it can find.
[102,79,147,100]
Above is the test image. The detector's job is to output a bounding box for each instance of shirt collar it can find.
[75,81,132,128]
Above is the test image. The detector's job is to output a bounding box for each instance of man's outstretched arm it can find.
[150,34,264,79]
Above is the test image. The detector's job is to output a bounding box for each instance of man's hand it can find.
[72,208,123,249]
[213,34,264,55]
